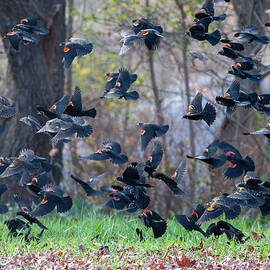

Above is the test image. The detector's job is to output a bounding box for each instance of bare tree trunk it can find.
[174,0,198,208]
[148,51,169,167]
[0,0,65,202]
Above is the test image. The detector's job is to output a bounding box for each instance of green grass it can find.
[0,198,270,268]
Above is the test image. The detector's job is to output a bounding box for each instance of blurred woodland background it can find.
[0,0,270,217]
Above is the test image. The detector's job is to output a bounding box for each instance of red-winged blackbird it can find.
[30,186,72,217]
[256,94,270,106]
[103,163,151,212]
[64,87,96,118]
[13,17,48,35]
[228,187,264,209]
[28,172,49,188]
[236,175,270,213]
[62,38,93,68]
[0,184,8,214]
[229,62,262,82]
[37,116,93,146]
[187,139,226,169]
[20,115,71,145]
[237,180,270,198]
[5,217,45,244]
[0,149,51,186]
[0,156,10,175]
[207,220,248,243]
[5,16,48,50]
[71,174,104,196]
[175,204,208,237]
[216,80,241,112]
[13,23,49,36]
[219,141,255,179]
[195,0,226,21]
[142,141,163,177]
[119,17,163,55]
[206,222,223,238]
[196,194,241,225]
[113,184,150,213]
[82,141,128,165]
[0,96,16,118]
[104,68,137,95]
[14,196,32,213]
[116,166,151,188]
[105,189,133,210]
[243,121,270,142]
[119,29,163,55]
[132,17,163,50]
[5,30,39,50]
[242,172,262,186]
[234,91,260,110]
[233,25,269,45]
[152,159,188,195]
[183,92,216,126]
[139,209,167,238]
[37,95,70,120]
[132,18,162,33]
[14,195,48,231]
[220,40,245,51]
[5,218,29,237]
[186,17,221,46]
[132,18,162,34]
[127,186,150,212]
[139,123,169,151]
[102,183,149,212]
[19,17,40,26]
[103,68,139,101]
[16,211,47,230]
[218,46,252,62]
